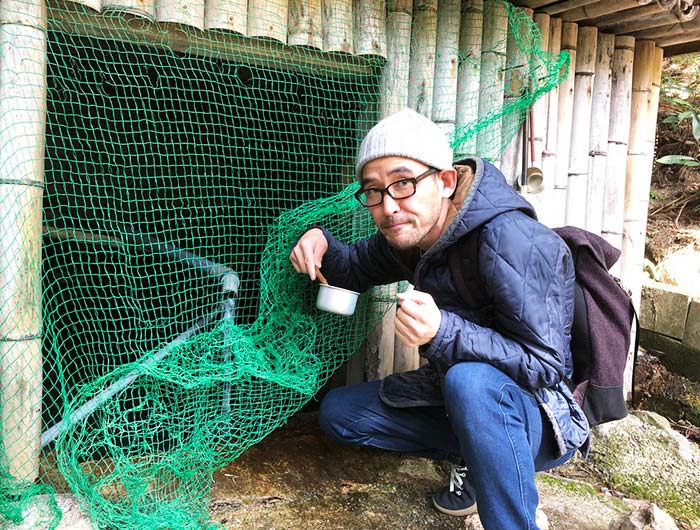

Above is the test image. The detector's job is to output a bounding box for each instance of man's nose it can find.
[381,192,401,215]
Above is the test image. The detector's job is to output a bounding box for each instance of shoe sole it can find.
[431,498,478,517]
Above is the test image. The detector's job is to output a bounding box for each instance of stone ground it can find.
[207,412,634,530]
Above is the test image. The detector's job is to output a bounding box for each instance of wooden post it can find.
[564,25,596,228]
[408,0,438,116]
[288,0,322,49]
[585,32,614,235]
[103,0,156,20]
[621,42,663,310]
[476,0,508,163]
[204,0,247,34]
[353,0,387,58]
[602,35,635,259]
[0,0,46,484]
[499,6,532,185]
[432,0,461,137]
[553,21,577,226]
[537,16,561,227]
[380,0,411,117]
[322,0,353,54]
[454,0,483,160]
[248,0,289,43]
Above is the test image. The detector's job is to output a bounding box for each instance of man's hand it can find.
[289,228,329,281]
[395,289,441,348]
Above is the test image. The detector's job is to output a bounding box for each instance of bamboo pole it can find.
[530,13,550,169]
[561,0,658,22]
[621,42,662,310]
[204,0,247,34]
[380,0,411,117]
[156,0,204,30]
[597,10,683,35]
[103,0,155,19]
[553,21,578,226]
[247,0,289,43]
[585,32,614,235]
[499,6,532,185]
[288,0,322,49]
[537,17,562,227]
[541,0,643,16]
[408,0,438,116]
[48,3,375,79]
[564,25,596,228]
[454,0,483,160]
[322,0,353,54]
[476,0,508,163]
[353,0,387,58]
[432,0,461,137]
[0,0,46,484]
[67,0,102,13]
[602,35,635,262]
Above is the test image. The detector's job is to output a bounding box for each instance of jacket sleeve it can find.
[315,228,411,292]
[423,219,575,390]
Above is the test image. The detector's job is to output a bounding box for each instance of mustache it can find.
[379,216,412,229]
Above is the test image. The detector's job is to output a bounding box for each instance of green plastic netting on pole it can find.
[0,1,568,528]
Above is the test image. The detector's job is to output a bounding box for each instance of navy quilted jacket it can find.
[318,158,590,456]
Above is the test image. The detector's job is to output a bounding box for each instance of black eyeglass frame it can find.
[354,167,439,207]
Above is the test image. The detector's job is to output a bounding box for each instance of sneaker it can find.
[432,465,478,517]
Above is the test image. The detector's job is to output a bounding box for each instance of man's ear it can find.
[438,168,457,198]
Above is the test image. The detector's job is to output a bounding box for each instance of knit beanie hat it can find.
[355,108,454,179]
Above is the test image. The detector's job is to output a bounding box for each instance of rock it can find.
[609,502,679,530]
[590,411,700,527]
[4,494,92,530]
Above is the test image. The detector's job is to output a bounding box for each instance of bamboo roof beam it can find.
[0,0,47,484]
[596,10,692,35]
[559,0,655,22]
[655,29,700,48]
[540,0,607,16]
[515,0,559,8]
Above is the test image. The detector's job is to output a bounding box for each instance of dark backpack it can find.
[447,225,639,427]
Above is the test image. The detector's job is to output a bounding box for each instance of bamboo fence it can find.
[0,0,47,484]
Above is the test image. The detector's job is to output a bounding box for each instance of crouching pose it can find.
[289,108,589,530]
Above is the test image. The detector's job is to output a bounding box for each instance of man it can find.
[289,108,589,529]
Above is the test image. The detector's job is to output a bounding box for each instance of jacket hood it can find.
[432,157,537,253]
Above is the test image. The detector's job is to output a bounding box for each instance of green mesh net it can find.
[0,1,567,528]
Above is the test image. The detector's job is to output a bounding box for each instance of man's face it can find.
[359,156,451,251]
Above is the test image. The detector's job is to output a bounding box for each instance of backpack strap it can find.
[447,229,488,308]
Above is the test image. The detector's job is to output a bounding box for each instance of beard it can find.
[378,207,443,250]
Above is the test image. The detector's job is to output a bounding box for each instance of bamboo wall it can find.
[2,0,670,475]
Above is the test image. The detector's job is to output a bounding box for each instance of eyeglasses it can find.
[354,167,438,207]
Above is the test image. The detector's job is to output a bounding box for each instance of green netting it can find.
[0,1,567,528]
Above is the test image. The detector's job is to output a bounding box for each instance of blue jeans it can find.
[319,362,576,530]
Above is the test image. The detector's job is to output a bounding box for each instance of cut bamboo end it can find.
[204,0,246,34]
[322,0,353,54]
[103,0,156,20]
[288,0,322,49]
[354,0,387,58]
[156,0,205,30]
[247,0,289,43]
